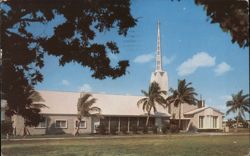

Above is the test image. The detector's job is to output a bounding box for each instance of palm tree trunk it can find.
[146,107,152,127]
[236,111,240,132]
[74,119,81,136]
[146,113,150,127]
[23,126,27,137]
[178,103,181,130]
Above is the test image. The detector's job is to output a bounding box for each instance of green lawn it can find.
[1,135,249,156]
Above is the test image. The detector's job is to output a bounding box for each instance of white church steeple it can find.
[156,21,162,72]
[150,21,168,92]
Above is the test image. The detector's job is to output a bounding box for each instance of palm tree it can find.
[137,82,166,127]
[23,89,47,137]
[166,79,198,130]
[226,90,249,132]
[75,93,101,136]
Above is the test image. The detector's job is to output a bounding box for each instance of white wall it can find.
[187,108,224,130]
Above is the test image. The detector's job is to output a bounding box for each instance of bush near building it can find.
[161,126,166,134]
[131,126,138,134]
[120,126,128,134]
[110,126,118,135]
[96,125,106,135]
[152,126,158,134]
[1,120,13,136]
[142,126,148,134]
[170,124,179,133]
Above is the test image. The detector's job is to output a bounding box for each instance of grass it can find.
[1,134,249,156]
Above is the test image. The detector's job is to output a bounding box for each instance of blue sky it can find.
[34,0,249,119]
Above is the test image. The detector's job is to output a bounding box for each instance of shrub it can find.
[152,126,158,134]
[197,129,223,132]
[110,125,117,135]
[161,126,168,134]
[121,126,128,134]
[142,126,148,134]
[1,120,13,136]
[131,126,138,134]
[96,125,106,135]
[170,124,179,133]
[188,123,197,132]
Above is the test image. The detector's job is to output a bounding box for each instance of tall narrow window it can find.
[213,116,218,128]
[199,116,204,128]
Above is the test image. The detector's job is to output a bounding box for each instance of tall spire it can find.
[156,21,162,72]
[151,20,168,94]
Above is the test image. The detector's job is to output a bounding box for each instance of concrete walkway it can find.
[1,132,249,141]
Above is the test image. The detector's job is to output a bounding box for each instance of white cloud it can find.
[214,62,232,76]
[134,53,154,63]
[213,104,227,112]
[163,55,175,65]
[177,52,216,76]
[220,95,232,101]
[79,83,92,92]
[61,80,70,86]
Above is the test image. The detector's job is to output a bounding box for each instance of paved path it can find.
[1,132,249,141]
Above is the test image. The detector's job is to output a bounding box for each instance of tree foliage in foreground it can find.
[195,0,249,48]
[1,0,136,125]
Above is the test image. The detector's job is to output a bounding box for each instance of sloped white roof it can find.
[184,107,224,115]
[38,90,170,117]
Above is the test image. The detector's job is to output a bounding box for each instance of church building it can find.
[8,22,224,135]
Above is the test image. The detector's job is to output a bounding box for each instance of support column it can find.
[127,117,130,133]
[118,117,120,133]
[108,117,111,133]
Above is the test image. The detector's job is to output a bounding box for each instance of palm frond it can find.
[79,93,92,102]
[84,98,97,107]
[89,106,101,113]
[226,101,234,107]
[141,90,149,96]
[137,98,148,107]
[77,93,101,117]
[160,90,167,95]
[226,107,236,115]
[31,103,48,108]
[169,88,175,93]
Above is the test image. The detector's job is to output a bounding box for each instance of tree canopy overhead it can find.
[195,0,249,48]
[1,0,137,124]
[2,0,137,82]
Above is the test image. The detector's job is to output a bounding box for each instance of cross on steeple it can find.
[156,21,162,72]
